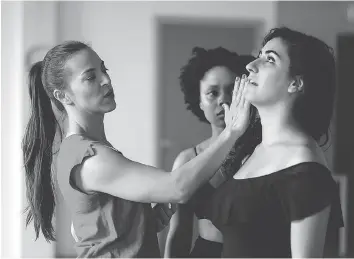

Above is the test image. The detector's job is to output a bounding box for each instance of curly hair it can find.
[179,47,253,124]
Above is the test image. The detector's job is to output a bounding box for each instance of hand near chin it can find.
[223,74,251,137]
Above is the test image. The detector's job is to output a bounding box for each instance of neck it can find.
[66,109,107,142]
[257,103,301,146]
[210,124,225,142]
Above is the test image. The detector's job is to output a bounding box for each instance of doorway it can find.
[155,17,263,256]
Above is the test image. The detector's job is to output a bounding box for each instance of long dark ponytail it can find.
[22,61,58,241]
[22,41,89,242]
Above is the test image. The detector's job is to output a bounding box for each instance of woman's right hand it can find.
[223,74,251,137]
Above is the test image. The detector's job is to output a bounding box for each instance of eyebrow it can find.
[205,84,233,90]
[81,68,95,75]
[81,61,104,75]
[259,50,281,59]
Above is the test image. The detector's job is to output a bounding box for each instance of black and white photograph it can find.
[2,1,353,258]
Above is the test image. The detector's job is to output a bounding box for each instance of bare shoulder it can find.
[285,140,328,168]
[172,147,198,170]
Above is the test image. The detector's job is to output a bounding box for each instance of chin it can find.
[244,91,258,105]
[214,120,226,128]
[104,101,117,113]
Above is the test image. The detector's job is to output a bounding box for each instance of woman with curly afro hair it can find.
[164,47,262,258]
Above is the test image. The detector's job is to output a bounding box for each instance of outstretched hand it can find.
[223,74,251,136]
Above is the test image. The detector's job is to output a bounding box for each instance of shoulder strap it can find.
[193,146,198,156]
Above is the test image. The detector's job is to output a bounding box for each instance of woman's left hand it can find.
[153,203,178,232]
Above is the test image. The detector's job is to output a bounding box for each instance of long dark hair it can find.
[262,27,336,145]
[22,41,89,242]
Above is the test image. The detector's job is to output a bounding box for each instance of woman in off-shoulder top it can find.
[203,27,344,258]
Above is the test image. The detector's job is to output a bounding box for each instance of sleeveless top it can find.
[205,162,344,257]
[55,134,160,258]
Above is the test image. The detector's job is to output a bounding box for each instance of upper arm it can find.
[291,205,331,258]
[75,143,181,203]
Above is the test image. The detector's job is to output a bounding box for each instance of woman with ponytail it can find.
[22,41,251,257]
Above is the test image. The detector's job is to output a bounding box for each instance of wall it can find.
[2,1,59,257]
[2,2,25,257]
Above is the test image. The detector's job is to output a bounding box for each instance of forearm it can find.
[171,129,240,202]
[83,129,240,203]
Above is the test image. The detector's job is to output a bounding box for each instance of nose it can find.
[218,91,231,107]
[101,72,111,87]
[246,58,258,74]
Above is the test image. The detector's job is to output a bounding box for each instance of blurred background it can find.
[2,1,354,257]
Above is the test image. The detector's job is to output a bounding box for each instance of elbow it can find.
[169,172,192,204]
[174,187,190,204]
[178,193,190,204]
[173,183,191,204]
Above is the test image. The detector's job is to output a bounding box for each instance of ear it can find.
[53,89,73,105]
[288,76,304,94]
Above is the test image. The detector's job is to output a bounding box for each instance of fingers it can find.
[164,206,174,218]
[235,76,245,106]
[231,74,248,110]
[239,77,249,108]
[232,77,240,103]
[153,203,177,232]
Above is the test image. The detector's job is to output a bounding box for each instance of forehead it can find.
[65,48,102,75]
[202,66,235,84]
[262,37,289,58]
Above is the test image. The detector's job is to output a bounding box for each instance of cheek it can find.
[76,88,103,108]
[200,97,216,111]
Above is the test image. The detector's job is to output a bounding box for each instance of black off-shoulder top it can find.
[203,162,344,258]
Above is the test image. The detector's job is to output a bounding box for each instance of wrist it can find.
[222,128,242,142]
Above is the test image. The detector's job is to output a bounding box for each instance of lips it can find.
[247,76,258,86]
[217,110,225,116]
